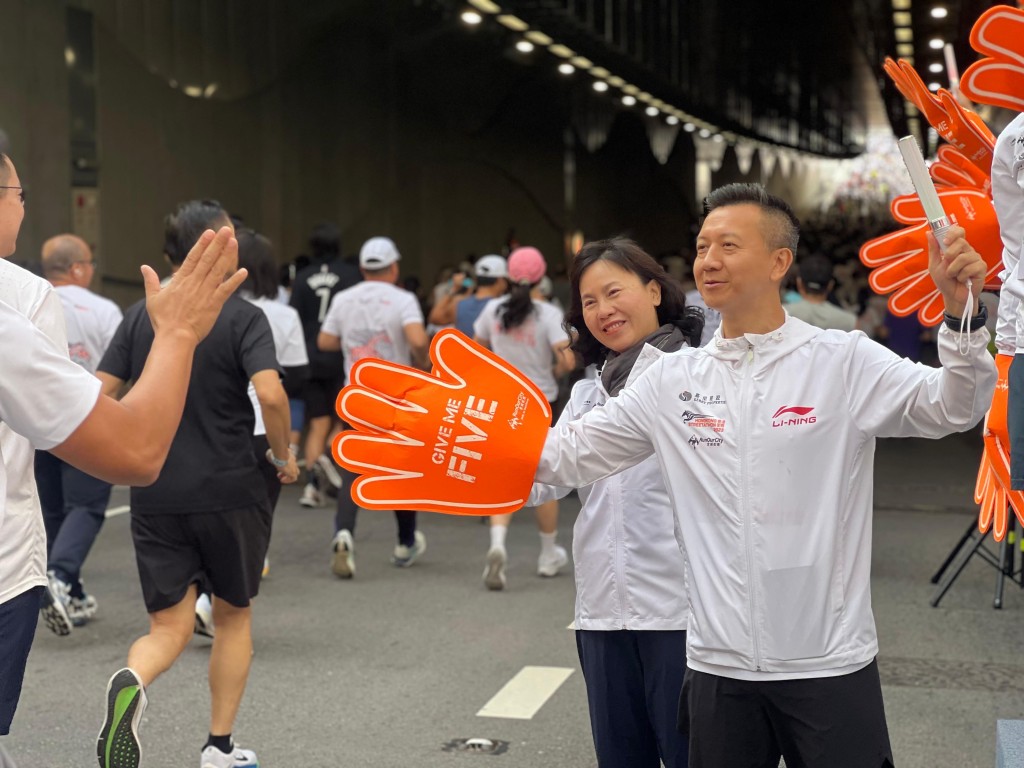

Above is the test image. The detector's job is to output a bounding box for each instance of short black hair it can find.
[163,199,229,265]
[309,222,341,262]
[0,153,10,186]
[702,183,800,255]
[237,228,280,300]
[798,254,834,294]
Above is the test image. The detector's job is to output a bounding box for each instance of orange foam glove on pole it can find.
[960,5,1024,112]
[332,329,551,514]
[859,187,1003,325]
[976,355,1024,541]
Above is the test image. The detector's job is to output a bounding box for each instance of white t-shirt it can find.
[0,273,99,605]
[473,296,569,401]
[244,295,309,436]
[321,280,424,380]
[55,284,123,374]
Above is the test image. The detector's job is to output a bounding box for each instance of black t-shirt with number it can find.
[290,257,361,380]
[98,295,281,515]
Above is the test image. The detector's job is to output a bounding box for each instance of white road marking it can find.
[104,505,131,518]
[476,666,574,720]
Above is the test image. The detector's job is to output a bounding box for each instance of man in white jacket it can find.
[536,183,996,767]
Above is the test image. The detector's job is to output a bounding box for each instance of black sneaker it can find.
[96,668,147,768]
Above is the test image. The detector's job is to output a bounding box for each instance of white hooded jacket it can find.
[529,343,689,631]
[536,315,996,681]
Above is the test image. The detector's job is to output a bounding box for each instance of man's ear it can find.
[770,248,794,282]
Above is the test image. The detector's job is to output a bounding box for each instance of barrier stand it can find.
[930,516,1024,608]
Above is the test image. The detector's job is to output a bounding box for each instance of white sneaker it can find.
[537,545,568,577]
[299,483,323,508]
[483,546,507,591]
[40,571,73,636]
[194,593,215,638]
[331,529,355,578]
[200,742,258,768]
[315,453,343,490]
[68,593,99,627]
[391,530,426,567]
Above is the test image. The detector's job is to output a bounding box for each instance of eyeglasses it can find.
[0,186,25,204]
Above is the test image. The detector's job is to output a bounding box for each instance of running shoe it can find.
[537,545,569,577]
[194,592,215,638]
[298,483,323,508]
[391,530,427,567]
[199,742,258,768]
[331,529,355,579]
[315,454,343,491]
[96,668,147,768]
[68,593,99,626]
[40,570,73,636]
[483,546,507,591]
[261,557,270,578]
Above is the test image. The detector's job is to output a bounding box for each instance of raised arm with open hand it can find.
[332,329,551,514]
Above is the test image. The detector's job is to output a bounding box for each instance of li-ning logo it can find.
[681,410,726,432]
[771,405,817,428]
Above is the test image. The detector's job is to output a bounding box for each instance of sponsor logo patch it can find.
[771,405,817,428]
[681,410,726,432]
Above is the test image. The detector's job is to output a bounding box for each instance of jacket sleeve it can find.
[535,359,660,489]
[844,324,996,438]
[527,380,585,506]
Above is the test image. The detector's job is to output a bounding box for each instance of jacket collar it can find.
[707,312,821,364]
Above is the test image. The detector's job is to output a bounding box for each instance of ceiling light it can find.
[468,0,501,11]
[590,66,610,78]
[929,38,944,50]
[698,128,711,138]
[666,115,680,125]
[621,84,639,95]
[183,85,203,98]
[621,95,636,106]
[607,76,625,88]
[929,62,943,73]
[645,106,659,117]
[525,30,552,45]
[896,43,915,57]
[928,81,941,91]
[930,6,948,18]
[558,62,574,75]
[203,83,219,98]
[893,11,912,25]
[892,0,911,8]
[895,28,913,43]
[460,10,483,24]
[569,56,593,69]
[497,14,528,31]
[683,122,696,132]
[712,133,724,143]
[906,103,919,116]
[549,44,574,58]
[592,80,609,92]
[515,40,534,53]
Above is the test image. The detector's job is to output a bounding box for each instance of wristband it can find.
[943,301,987,332]
[266,449,289,468]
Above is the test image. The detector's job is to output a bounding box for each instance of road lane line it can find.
[476,666,574,720]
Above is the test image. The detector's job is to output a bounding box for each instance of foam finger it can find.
[337,386,426,435]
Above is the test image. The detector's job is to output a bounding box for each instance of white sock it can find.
[490,524,508,551]
[539,530,557,557]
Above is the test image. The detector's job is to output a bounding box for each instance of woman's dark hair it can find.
[163,199,228,265]
[308,222,341,262]
[237,229,280,300]
[566,237,704,365]
[498,281,537,331]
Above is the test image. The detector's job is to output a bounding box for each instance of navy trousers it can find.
[34,451,111,593]
[576,629,689,768]
[0,587,42,734]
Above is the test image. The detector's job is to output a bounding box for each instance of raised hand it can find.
[143,226,247,344]
[859,188,1002,325]
[975,355,1024,541]
[929,145,991,195]
[332,329,552,514]
[961,5,1024,112]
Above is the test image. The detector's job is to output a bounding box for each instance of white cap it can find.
[474,254,508,279]
[359,237,401,269]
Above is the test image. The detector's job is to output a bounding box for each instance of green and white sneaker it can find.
[97,668,147,768]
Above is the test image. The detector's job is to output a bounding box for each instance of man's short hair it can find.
[0,153,10,186]
[798,254,834,295]
[41,234,90,277]
[703,183,800,255]
[163,200,228,265]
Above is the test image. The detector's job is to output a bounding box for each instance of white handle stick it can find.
[897,135,952,250]
[944,44,960,89]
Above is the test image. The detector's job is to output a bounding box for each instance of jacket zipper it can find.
[740,342,762,671]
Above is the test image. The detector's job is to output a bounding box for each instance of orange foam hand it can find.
[929,145,991,195]
[859,187,1003,325]
[976,355,1024,541]
[883,57,995,175]
[332,329,552,515]
[960,5,1024,112]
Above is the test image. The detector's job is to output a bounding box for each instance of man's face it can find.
[694,203,790,314]
[0,160,25,258]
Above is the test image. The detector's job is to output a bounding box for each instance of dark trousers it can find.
[576,629,689,768]
[679,660,894,768]
[34,451,111,593]
[335,463,416,546]
[0,587,42,735]
[1009,354,1024,489]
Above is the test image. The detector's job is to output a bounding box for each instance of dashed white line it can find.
[476,666,574,720]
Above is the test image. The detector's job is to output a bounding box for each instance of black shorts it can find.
[304,375,344,421]
[130,503,273,613]
[0,586,42,735]
[679,660,894,768]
